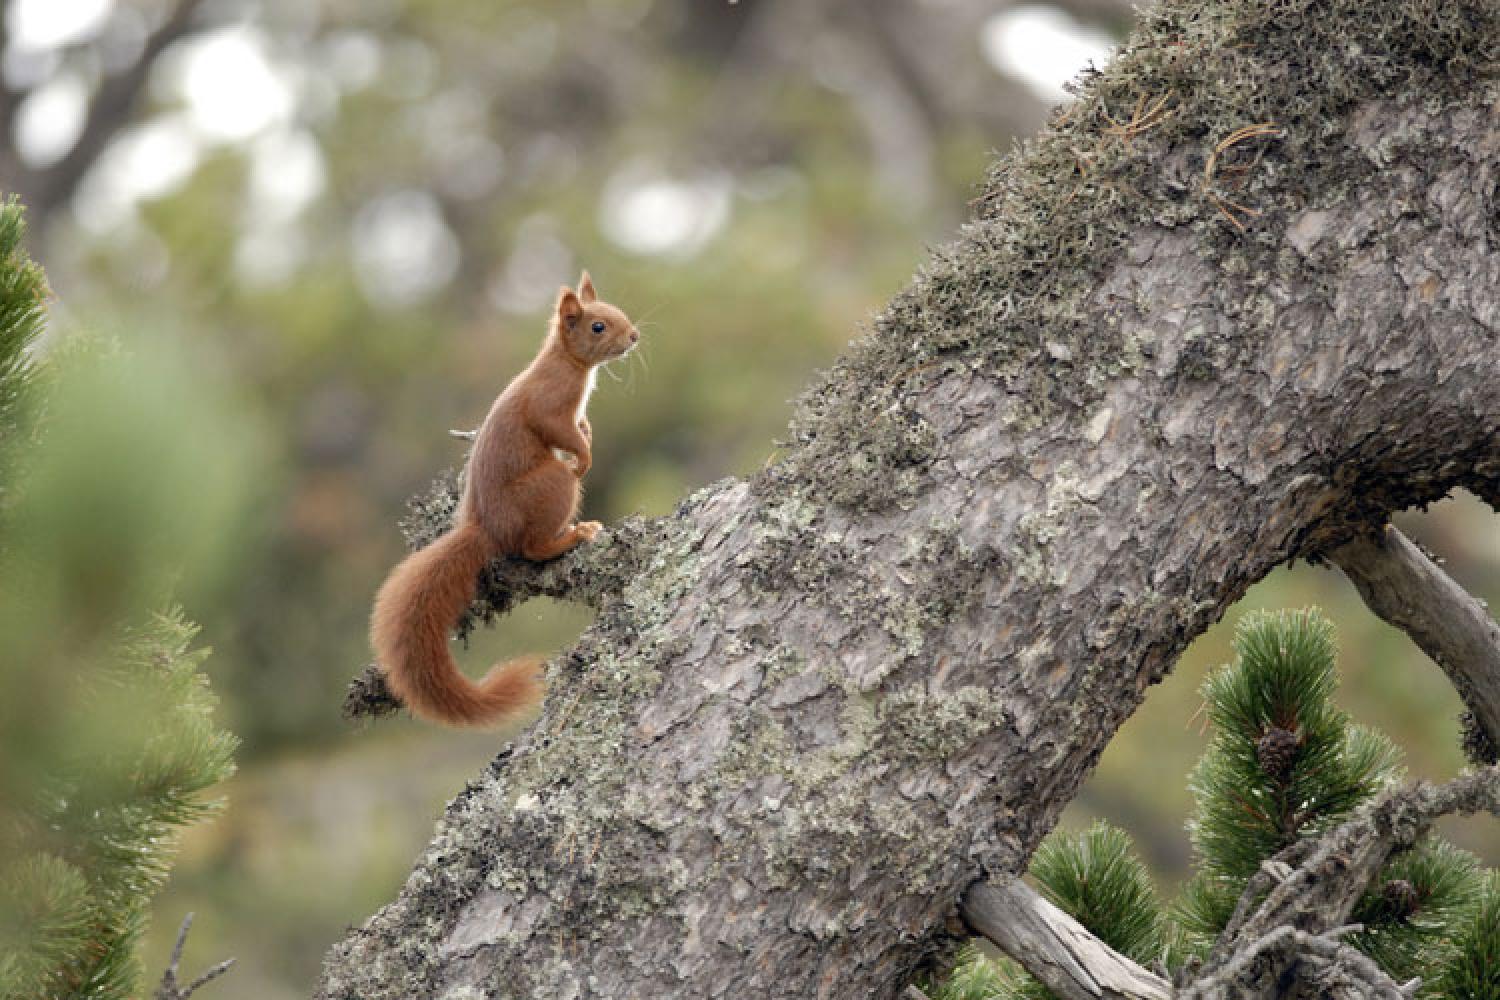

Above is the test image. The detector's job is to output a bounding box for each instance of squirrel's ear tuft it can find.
[557,287,583,327]
[578,271,597,304]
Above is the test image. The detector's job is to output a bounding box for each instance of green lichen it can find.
[880,685,1017,762]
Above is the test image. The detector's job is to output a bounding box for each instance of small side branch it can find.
[1330,524,1500,763]
[1180,925,1414,1000]
[961,876,1172,1000]
[343,663,401,721]
[155,913,234,1000]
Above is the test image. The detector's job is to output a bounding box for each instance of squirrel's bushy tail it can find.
[371,520,543,727]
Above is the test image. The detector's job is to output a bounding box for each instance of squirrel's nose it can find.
[629,329,640,343]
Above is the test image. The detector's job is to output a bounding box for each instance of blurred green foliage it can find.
[0,198,43,479]
[0,201,249,998]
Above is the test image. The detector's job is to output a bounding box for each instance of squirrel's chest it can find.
[574,368,598,424]
[545,369,597,464]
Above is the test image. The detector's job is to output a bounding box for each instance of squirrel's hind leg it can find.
[511,461,595,562]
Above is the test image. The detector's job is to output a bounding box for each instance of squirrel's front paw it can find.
[576,520,603,542]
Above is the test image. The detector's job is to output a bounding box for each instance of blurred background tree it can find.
[0,1,1492,997]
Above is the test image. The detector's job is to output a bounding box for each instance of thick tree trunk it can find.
[319,1,1499,997]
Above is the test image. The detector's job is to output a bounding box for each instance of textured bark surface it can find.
[319,1,1499,997]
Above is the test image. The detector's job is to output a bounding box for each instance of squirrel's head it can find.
[553,271,639,367]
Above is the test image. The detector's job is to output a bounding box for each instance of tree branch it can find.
[962,877,1171,1000]
[320,1,1500,994]
[1330,524,1500,763]
[1188,765,1500,997]
[1181,925,1413,1000]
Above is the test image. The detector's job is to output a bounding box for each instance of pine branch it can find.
[1433,873,1500,1000]
[1185,765,1500,996]
[1330,524,1500,765]
[1179,609,1402,938]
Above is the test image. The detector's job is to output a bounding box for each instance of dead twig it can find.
[962,876,1172,1000]
[1201,122,1284,230]
[1103,91,1177,140]
[154,913,235,1000]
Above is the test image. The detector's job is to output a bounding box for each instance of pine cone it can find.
[1256,726,1301,779]
[1380,878,1420,921]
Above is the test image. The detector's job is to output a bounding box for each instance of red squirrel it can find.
[371,272,640,727]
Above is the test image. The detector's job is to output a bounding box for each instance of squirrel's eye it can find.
[590,321,606,334]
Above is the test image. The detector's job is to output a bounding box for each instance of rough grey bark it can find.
[320,1,1500,997]
[1331,525,1500,762]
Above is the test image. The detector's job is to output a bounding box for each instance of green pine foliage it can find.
[1435,873,1500,1000]
[1192,611,1401,874]
[923,943,1009,1000]
[1351,838,1483,984]
[931,608,1496,1000]
[0,196,46,489]
[0,614,237,1000]
[0,199,238,1000]
[1029,823,1168,968]
[1177,609,1404,943]
[935,823,1169,1000]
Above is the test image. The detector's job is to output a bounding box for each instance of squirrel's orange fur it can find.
[371,272,639,727]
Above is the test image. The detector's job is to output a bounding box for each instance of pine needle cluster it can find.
[0,612,237,1000]
[1435,872,1500,1000]
[0,199,238,1000]
[0,196,46,493]
[933,609,1500,1000]
[981,823,1177,1000]
[1176,609,1407,944]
